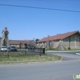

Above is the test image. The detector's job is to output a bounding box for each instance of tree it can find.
[19,43,22,49]
[24,43,28,49]
[35,39,39,42]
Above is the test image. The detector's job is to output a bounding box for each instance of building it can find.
[9,40,36,48]
[37,30,80,50]
[0,38,36,48]
[0,37,1,46]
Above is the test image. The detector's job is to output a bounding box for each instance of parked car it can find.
[0,46,8,52]
[10,46,17,51]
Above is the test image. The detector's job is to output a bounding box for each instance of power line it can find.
[0,3,80,13]
[34,0,80,5]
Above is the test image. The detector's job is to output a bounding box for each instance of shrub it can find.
[68,47,71,50]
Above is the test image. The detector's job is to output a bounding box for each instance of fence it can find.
[0,48,45,58]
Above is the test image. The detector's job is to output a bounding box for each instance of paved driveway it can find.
[46,51,80,61]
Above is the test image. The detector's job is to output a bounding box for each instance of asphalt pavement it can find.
[46,51,80,61]
[0,51,80,80]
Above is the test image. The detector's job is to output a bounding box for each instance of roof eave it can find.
[61,31,79,40]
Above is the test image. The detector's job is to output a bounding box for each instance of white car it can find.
[0,46,8,51]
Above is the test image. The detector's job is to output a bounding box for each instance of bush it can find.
[68,47,71,50]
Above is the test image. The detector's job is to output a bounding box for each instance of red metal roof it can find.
[9,40,33,45]
[37,30,79,43]
[9,42,20,45]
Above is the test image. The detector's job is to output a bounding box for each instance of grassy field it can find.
[0,52,62,64]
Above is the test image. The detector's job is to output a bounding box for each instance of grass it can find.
[0,52,62,64]
[46,48,80,51]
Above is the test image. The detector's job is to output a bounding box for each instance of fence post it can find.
[39,48,41,56]
[7,51,9,59]
[43,48,45,54]
[7,47,10,59]
[25,48,26,56]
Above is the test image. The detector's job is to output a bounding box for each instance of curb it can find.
[76,53,80,56]
[60,56,63,61]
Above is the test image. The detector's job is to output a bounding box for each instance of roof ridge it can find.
[51,30,79,37]
[38,30,79,42]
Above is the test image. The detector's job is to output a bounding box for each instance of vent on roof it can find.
[48,35,50,37]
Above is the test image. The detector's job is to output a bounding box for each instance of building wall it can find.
[51,40,60,48]
[75,34,80,49]
[0,38,1,47]
[10,44,19,47]
[37,41,60,49]
[63,33,80,49]
[0,38,36,48]
[37,33,80,50]
[37,42,46,48]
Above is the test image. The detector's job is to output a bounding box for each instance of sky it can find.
[0,0,80,40]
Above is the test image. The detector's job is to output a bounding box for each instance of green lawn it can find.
[0,52,62,64]
[46,48,80,51]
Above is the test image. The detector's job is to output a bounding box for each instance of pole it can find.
[24,44,27,56]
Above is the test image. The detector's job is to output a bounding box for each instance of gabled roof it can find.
[9,42,20,45]
[9,40,33,45]
[37,30,79,43]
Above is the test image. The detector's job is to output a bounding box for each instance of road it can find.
[46,51,80,61]
[0,51,80,80]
